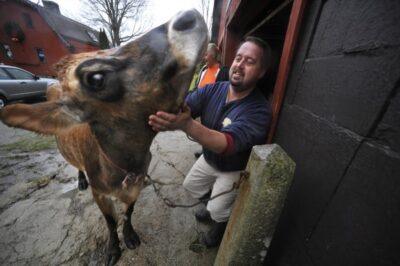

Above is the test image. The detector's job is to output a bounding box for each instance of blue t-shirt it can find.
[186,81,271,171]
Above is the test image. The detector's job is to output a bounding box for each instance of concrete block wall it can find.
[266,1,400,265]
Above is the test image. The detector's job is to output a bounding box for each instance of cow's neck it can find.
[89,114,155,174]
[87,96,179,174]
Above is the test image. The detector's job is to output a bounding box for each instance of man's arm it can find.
[148,106,227,154]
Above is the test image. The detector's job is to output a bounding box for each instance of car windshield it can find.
[6,68,34,80]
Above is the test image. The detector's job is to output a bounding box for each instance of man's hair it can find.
[207,43,220,60]
[242,36,272,71]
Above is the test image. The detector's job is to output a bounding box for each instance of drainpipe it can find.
[267,0,308,143]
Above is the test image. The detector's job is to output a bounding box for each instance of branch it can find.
[80,0,149,46]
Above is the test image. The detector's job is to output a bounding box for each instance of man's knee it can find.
[207,199,231,223]
[183,176,194,193]
[182,175,204,198]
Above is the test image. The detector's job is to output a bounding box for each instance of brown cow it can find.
[0,10,208,265]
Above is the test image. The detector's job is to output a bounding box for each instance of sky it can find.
[30,0,214,35]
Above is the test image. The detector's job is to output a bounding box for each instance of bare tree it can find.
[198,0,212,33]
[82,0,150,47]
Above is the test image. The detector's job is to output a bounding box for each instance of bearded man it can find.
[149,36,272,248]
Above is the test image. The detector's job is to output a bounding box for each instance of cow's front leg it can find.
[122,201,141,249]
[92,190,121,266]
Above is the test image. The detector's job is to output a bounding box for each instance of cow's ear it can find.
[0,101,82,135]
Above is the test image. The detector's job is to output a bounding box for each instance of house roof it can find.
[37,6,100,46]
[16,0,100,48]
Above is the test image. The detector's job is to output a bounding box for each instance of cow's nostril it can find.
[173,10,197,31]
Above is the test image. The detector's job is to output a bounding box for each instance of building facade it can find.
[0,0,101,76]
[213,0,400,265]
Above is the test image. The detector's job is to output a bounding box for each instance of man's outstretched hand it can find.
[149,104,228,153]
[148,104,192,132]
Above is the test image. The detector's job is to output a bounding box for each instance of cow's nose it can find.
[173,10,197,31]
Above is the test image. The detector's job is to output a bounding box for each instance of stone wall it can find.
[215,144,295,265]
[266,1,400,265]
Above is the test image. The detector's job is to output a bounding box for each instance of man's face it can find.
[229,41,265,92]
[203,48,215,65]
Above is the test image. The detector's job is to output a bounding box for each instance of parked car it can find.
[0,65,58,108]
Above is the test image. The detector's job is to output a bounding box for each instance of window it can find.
[36,48,45,62]
[86,30,98,42]
[22,13,34,29]
[5,68,34,80]
[1,44,13,59]
[0,68,11,80]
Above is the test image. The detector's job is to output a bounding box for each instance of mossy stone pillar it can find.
[214,144,295,265]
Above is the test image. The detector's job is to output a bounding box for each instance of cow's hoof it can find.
[123,228,141,249]
[78,178,89,191]
[105,247,121,266]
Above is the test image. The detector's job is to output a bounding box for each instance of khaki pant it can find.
[183,155,241,222]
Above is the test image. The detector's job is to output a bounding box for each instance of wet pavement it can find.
[0,121,217,265]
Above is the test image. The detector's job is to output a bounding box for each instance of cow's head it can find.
[0,10,208,135]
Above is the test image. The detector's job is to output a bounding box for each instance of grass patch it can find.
[0,136,57,152]
[28,175,53,189]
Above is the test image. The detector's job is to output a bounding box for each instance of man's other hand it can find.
[148,104,192,132]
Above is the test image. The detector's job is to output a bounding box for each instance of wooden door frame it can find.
[267,0,308,143]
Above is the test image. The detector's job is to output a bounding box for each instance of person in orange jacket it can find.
[190,43,229,91]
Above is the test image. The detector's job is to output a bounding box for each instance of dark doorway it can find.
[220,0,293,100]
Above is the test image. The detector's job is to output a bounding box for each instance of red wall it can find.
[0,1,98,76]
[217,0,242,67]
[69,38,98,53]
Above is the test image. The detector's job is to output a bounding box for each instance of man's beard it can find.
[230,71,250,93]
[230,75,257,93]
[230,82,249,93]
[230,68,245,90]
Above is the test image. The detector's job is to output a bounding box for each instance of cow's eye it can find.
[85,72,105,91]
